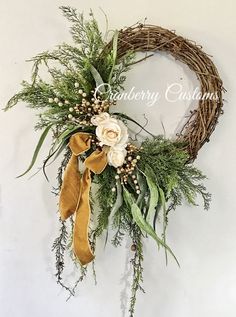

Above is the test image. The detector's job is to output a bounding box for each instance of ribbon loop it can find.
[85,149,107,174]
[59,132,107,265]
[69,132,91,155]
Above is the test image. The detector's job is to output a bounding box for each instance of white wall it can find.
[0,1,236,316]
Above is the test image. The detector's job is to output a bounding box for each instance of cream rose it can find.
[91,112,110,126]
[95,116,128,147]
[107,146,127,168]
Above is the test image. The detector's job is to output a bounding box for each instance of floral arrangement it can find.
[5,6,224,316]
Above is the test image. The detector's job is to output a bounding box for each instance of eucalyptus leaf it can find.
[90,65,105,93]
[123,187,179,266]
[38,126,81,181]
[159,186,168,265]
[17,124,53,178]
[105,180,123,248]
[43,140,68,181]
[145,172,159,223]
[136,171,147,207]
[110,180,123,218]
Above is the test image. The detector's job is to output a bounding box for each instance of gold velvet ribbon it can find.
[59,132,107,265]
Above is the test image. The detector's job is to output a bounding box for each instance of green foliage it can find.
[17,124,54,178]
[4,6,212,316]
[60,6,104,55]
[88,135,211,315]
[51,218,74,296]
[93,166,117,237]
[111,203,133,247]
[129,225,144,317]
[4,6,135,133]
[137,136,211,212]
[123,187,179,266]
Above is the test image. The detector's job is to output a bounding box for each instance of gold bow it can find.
[59,132,107,265]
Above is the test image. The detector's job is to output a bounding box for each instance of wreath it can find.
[5,6,224,316]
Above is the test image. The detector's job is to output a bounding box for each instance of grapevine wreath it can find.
[5,6,224,316]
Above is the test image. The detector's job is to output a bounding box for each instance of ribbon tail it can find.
[59,154,81,220]
[73,168,95,265]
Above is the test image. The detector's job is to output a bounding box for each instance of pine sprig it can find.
[93,166,117,237]
[60,6,104,56]
[4,7,134,133]
[51,218,74,295]
[129,225,145,317]
[54,147,71,195]
[112,204,133,247]
[137,136,211,214]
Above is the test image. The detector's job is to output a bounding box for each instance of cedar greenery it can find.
[4,6,213,317]
[5,6,134,133]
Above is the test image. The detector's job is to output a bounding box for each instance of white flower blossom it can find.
[95,113,128,147]
[107,146,127,168]
[92,112,129,167]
